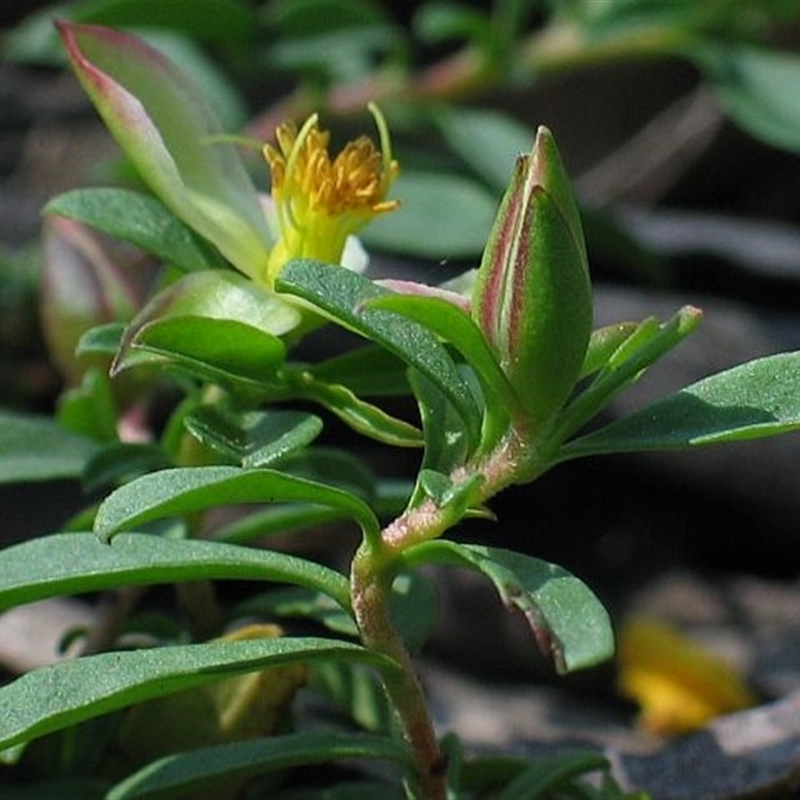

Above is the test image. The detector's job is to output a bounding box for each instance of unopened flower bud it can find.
[472,127,592,427]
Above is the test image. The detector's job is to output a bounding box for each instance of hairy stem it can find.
[351,547,447,800]
[349,433,536,798]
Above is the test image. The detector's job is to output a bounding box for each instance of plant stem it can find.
[348,416,570,799]
[351,546,447,800]
[349,435,533,799]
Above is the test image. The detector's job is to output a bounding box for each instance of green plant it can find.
[1,16,800,800]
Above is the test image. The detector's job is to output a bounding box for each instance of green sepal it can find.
[57,22,273,281]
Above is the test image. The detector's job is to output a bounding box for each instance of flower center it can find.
[263,104,399,283]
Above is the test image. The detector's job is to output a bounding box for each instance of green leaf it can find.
[579,322,640,379]
[310,662,394,734]
[308,344,411,397]
[0,532,351,613]
[433,106,536,192]
[236,586,358,636]
[300,379,423,447]
[112,270,300,383]
[57,22,273,280]
[107,731,409,800]
[77,322,126,357]
[552,306,702,445]
[494,750,610,800]
[561,351,800,459]
[403,541,614,673]
[362,170,498,259]
[94,465,380,543]
[699,44,800,153]
[44,189,224,273]
[390,571,438,654]
[82,442,170,492]
[367,293,518,413]
[0,637,394,752]
[0,411,99,484]
[408,370,471,482]
[184,407,323,468]
[116,316,288,385]
[133,268,301,336]
[277,260,481,447]
[213,504,351,544]
[279,448,377,501]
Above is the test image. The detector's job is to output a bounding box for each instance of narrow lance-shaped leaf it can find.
[579,321,640,380]
[94,465,381,544]
[44,188,225,273]
[57,22,273,281]
[298,379,423,448]
[0,532,351,613]
[0,638,395,752]
[402,541,614,673]
[560,351,800,459]
[107,732,410,800]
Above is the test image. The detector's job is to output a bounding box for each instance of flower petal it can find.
[57,22,273,281]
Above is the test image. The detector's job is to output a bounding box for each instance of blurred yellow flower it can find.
[263,104,399,284]
[617,617,756,737]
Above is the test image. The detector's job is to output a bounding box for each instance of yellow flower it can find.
[617,617,756,737]
[263,103,399,285]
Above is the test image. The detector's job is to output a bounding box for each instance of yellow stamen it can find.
[262,105,399,284]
